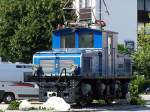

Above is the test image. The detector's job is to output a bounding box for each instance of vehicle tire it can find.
[0,99,2,103]
[3,93,15,104]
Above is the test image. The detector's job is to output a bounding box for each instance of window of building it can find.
[138,0,150,11]
[137,0,144,10]
[79,0,91,8]
[145,0,150,11]
[79,32,93,48]
[60,33,75,48]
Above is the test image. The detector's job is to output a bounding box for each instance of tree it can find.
[129,75,146,105]
[133,24,150,78]
[117,44,128,54]
[0,0,75,63]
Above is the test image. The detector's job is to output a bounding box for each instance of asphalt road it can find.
[71,103,150,112]
[1,95,150,112]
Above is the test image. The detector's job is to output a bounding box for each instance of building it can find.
[125,40,135,53]
[73,0,137,46]
[137,0,150,34]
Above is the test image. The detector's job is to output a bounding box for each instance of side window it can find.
[16,65,23,68]
[79,32,93,48]
[24,65,32,69]
[16,65,32,68]
[60,33,75,48]
[24,72,33,82]
[83,57,92,73]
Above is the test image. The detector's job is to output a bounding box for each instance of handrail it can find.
[56,68,67,83]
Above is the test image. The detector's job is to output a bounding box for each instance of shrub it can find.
[7,100,21,110]
[130,96,145,105]
[0,110,4,112]
[129,75,145,97]
[92,99,106,105]
[139,80,150,93]
[129,75,146,105]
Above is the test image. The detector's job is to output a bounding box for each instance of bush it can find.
[129,75,145,97]
[130,96,145,105]
[0,110,4,112]
[7,100,21,110]
[129,75,146,105]
[92,99,106,105]
[139,80,150,93]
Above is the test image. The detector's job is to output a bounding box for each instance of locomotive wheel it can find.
[0,99,2,103]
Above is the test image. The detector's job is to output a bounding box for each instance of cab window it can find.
[60,33,75,48]
[79,32,93,48]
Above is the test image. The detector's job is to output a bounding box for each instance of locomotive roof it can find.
[52,27,118,34]
[34,48,102,55]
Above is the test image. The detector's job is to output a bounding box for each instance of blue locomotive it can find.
[32,27,132,104]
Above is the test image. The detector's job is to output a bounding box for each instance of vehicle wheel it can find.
[0,99,2,103]
[3,93,15,104]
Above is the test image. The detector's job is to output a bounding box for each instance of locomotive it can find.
[32,27,132,105]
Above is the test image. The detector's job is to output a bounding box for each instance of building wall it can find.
[137,0,150,34]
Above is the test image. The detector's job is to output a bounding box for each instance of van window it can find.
[16,65,32,69]
[24,65,32,69]
[16,65,23,68]
[24,72,33,82]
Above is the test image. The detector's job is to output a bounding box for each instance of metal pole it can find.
[100,0,102,30]
[100,0,102,21]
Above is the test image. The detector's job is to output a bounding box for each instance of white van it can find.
[0,63,39,103]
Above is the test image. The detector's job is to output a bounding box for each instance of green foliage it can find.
[92,99,106,105]
[0,110,4,112]
[129,75,145,97]
[7,100,21,110]
[138,79,150,93]
[117,44,128,54]
[0,0,74,63]
[130,96,145,105]
[133,24,150,78]
[129,75,146,105]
